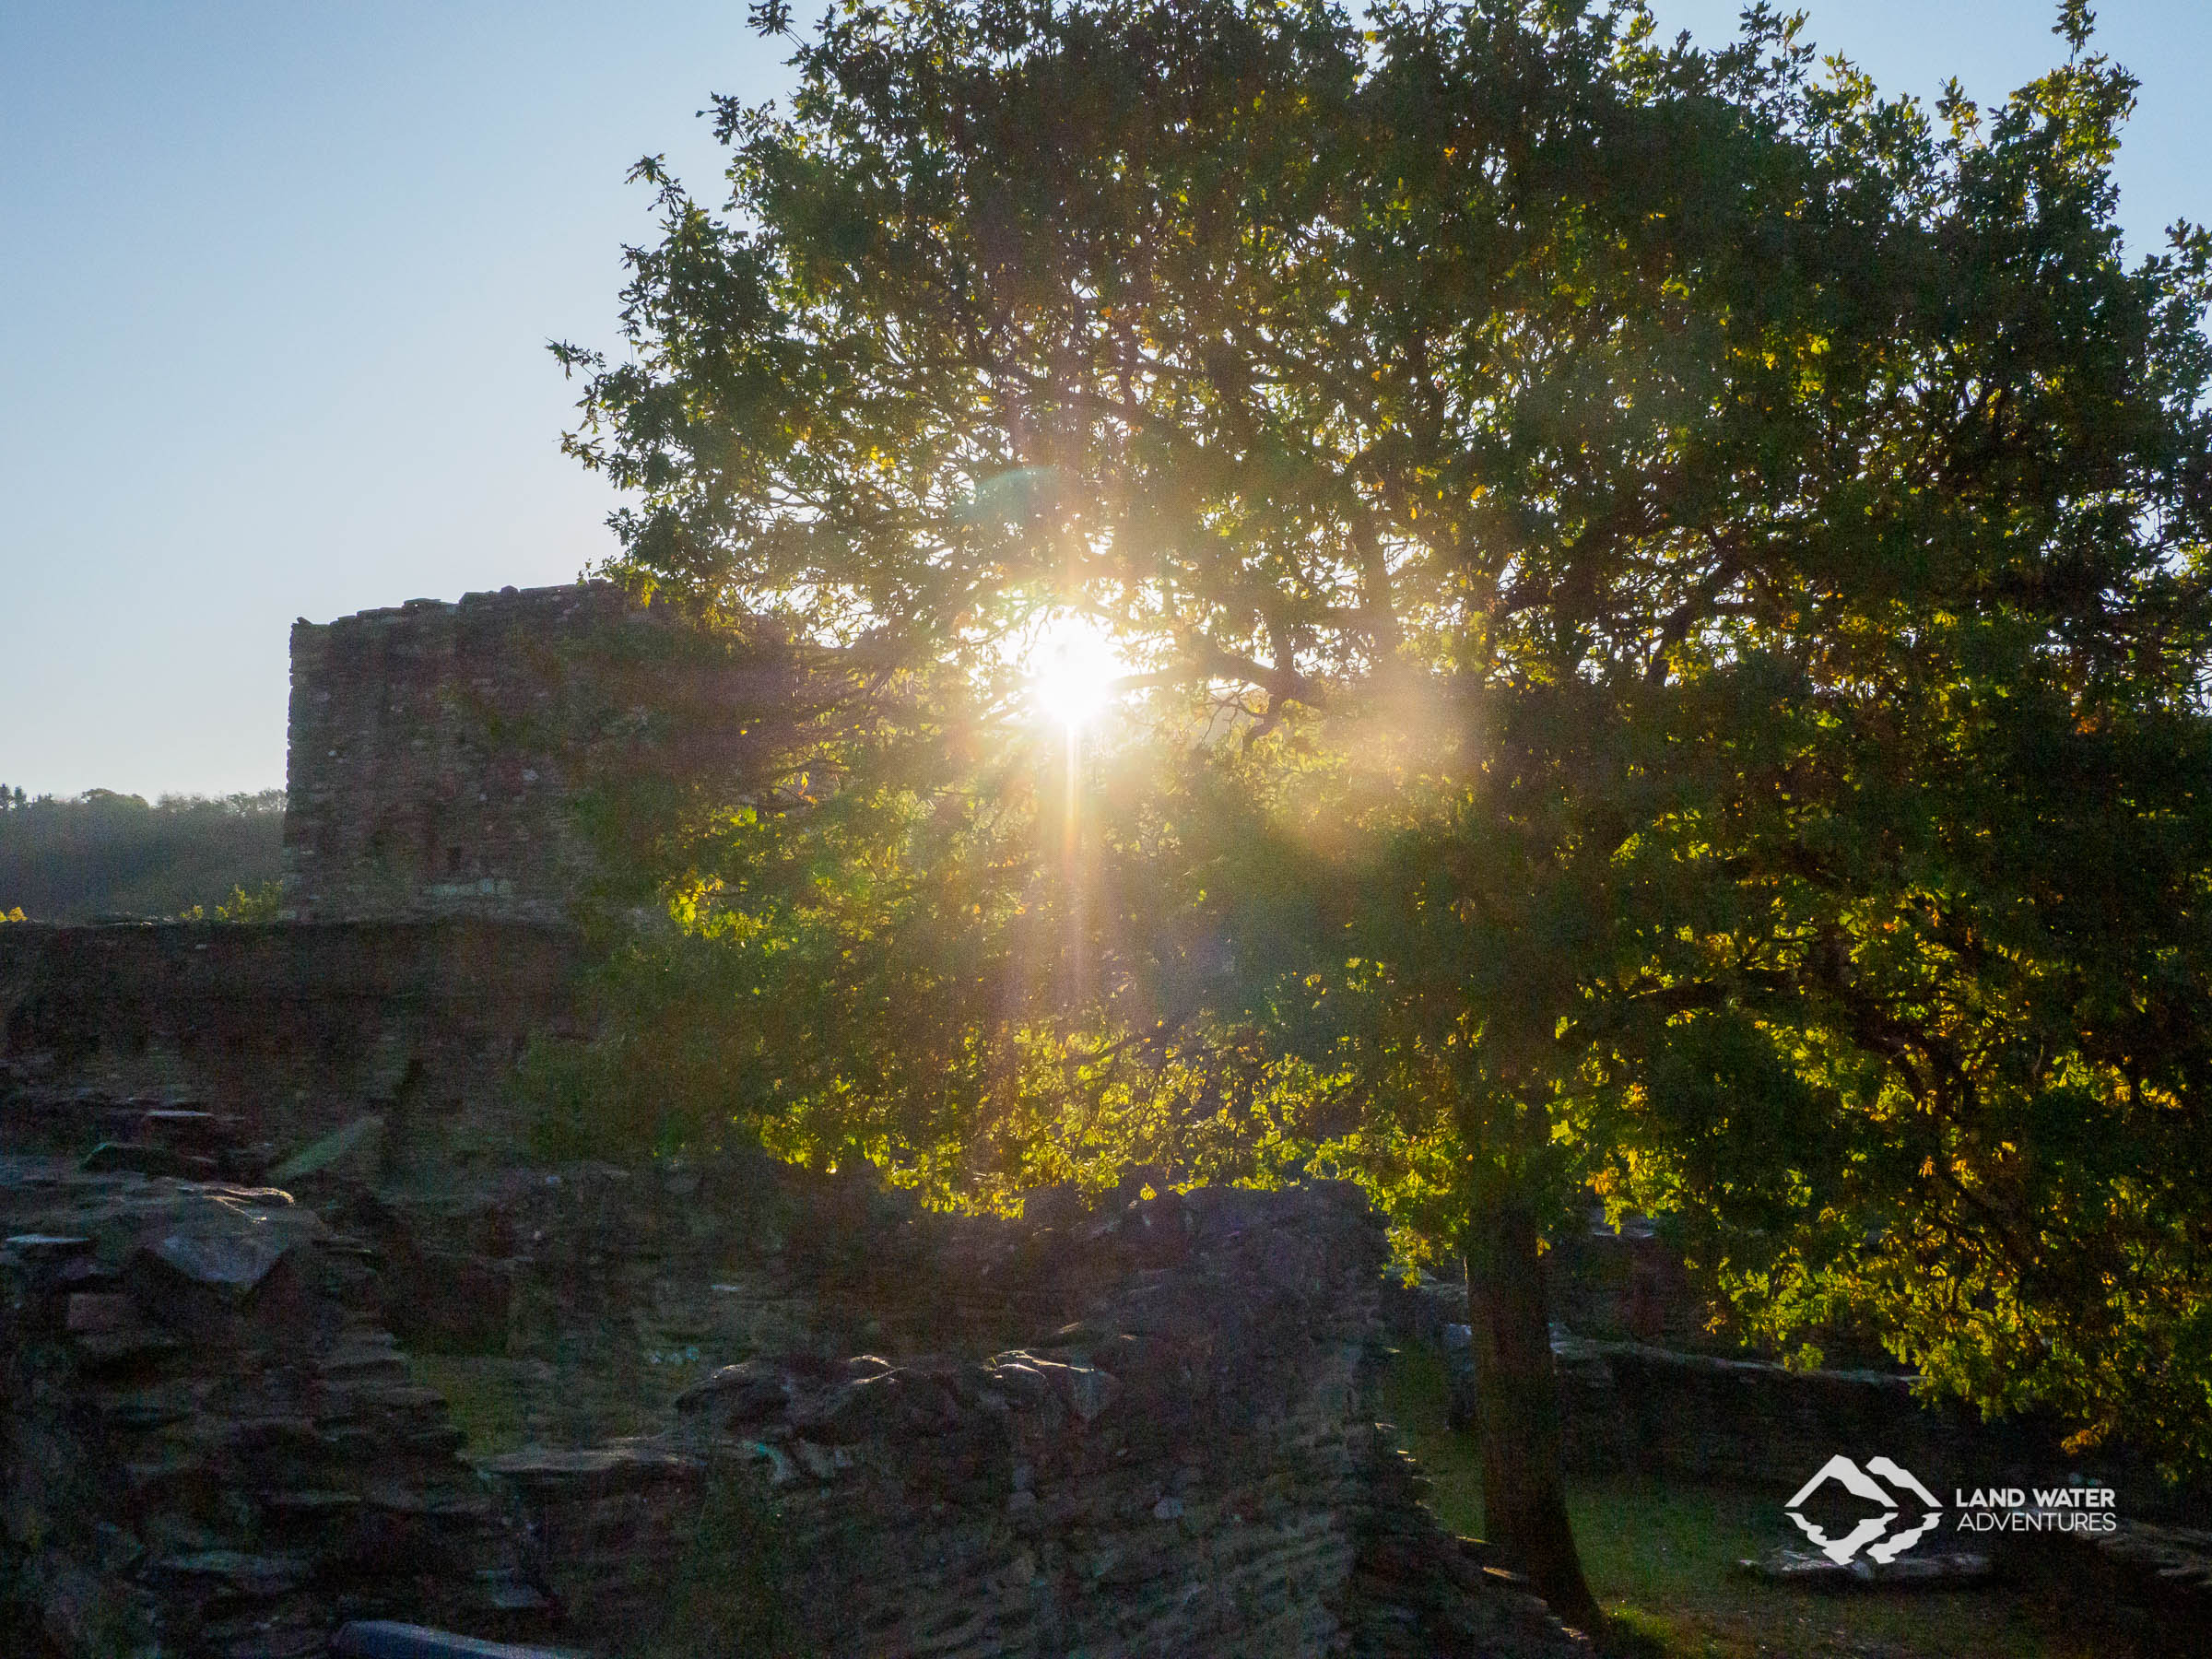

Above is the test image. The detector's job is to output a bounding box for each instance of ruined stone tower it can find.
[281,582,640,923]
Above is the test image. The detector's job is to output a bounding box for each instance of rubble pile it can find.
[0,1159,538,1659]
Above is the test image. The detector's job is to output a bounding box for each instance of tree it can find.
[557,0,2212,1621]
[0,789,285,921]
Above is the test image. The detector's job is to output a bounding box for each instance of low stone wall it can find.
[1393,1288,2188,1527]
[5,1159,1586,1657]
[0,922,582,1181]
[1554,1335,2212,1527]
[482,1182,1588,1658]
[1550,1338,2032,1491]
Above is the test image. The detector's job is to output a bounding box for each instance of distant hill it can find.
[0,788,284,921]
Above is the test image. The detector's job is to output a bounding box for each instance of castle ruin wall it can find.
[283,584,639,925]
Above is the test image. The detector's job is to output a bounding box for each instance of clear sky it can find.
[4,3,2207,799]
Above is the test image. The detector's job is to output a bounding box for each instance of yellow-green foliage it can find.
[548,0,2212,1472]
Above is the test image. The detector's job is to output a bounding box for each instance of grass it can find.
[404,1352,662,1455]
[1380,1345,2132,1659]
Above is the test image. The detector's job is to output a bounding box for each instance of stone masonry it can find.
[0,1165,538,1658]
[480,1177,1591,1659]
[2,1152,1593,1659]
[282,583,838,928]
[0,920,582,1183]
[283,584,643,924]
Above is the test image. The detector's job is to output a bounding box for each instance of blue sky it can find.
[3,3,2206,797]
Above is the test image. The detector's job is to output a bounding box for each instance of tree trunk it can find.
[1465,1189,1601,1633]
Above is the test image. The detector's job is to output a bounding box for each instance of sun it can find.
[1027,614,1126,732]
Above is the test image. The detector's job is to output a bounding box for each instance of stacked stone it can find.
[472,1442,705,1638]
[0,1165,537,1658]
[1543,1334,2074,1492]
[364,1156,964,1444]
[484,1182,1591,1659]
[0,920,584,1184]
[0,1076,272,1182]
[1341,1432,1579,1656]
[284,585,638,926]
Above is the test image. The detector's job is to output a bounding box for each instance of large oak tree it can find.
[557,0,2212,1623]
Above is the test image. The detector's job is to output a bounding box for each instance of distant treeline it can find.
[0,787,284,922]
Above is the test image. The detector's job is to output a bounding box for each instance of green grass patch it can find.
[404,1354,540,1457]
[1380,1344,2125,1659]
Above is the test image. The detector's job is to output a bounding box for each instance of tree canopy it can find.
[0,789,284,922]
[553,0,2212,1612]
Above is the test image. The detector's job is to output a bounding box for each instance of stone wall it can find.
[281,583,829,928]
[283,584,643,924]
[0,922,582,1182]
[3,1158,1592,1659]
[480,1180,1591,1659]
[354,1157,961,1447]
[1543,1219,1714,1353]
[0,1165,540,1659]
[1559,1335,2212,1529]
[1392,1287,2197,1525]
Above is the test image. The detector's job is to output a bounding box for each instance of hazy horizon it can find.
[6,1,2206,800]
